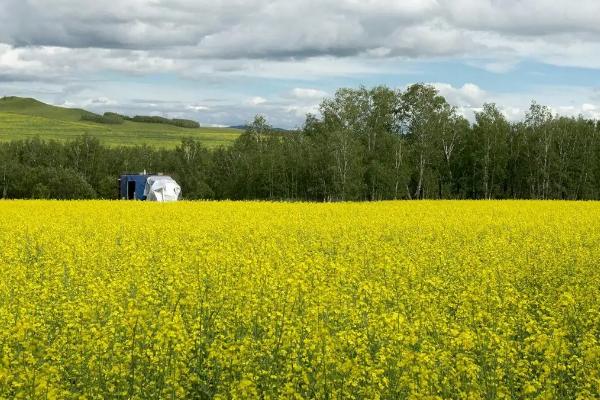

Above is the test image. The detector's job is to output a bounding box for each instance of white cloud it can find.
[186,104,209,111]
[247,96,267,106]
[501,107,523,121]
[475,60,520,74]
[582,103,596,112]
[285,104,320,118]
[290,88,327,99]
[58,100,77,108]
[433,82,487,108]
[428,83,600,122]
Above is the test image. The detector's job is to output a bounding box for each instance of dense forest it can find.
[2,83,600,201]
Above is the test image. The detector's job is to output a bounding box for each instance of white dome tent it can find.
[143,175,181,202]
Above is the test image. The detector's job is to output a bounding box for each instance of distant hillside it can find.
[230,124,292,133]
[0,96,241,148]
[0,96,97,122]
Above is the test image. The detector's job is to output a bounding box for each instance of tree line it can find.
[81,112,201,128]
[2,83,600,201]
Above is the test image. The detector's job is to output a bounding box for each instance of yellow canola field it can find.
[0,201,599,399]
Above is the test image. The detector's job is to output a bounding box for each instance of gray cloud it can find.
[443,0,600,36]
[1,0,600,76]
[0,72,42,82]
[0,1,593,59]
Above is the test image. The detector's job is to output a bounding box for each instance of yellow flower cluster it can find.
[0,200,599,399]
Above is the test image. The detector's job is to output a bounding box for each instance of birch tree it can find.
[473,104,509,199]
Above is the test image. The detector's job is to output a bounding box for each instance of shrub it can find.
[81,113,124,125]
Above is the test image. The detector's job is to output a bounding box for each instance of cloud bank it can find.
[1,0,599,126]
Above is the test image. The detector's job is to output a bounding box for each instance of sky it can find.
[1,0,600,128]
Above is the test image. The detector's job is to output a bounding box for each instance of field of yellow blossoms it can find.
[0,200,599,399]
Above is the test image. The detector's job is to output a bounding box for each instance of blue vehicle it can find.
[118,172,182,201]
[118,173,151,200]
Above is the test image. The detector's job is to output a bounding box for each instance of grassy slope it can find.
[0,97,241,148]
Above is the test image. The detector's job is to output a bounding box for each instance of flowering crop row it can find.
[0,201,598,398]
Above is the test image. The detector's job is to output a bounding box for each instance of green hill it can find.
[0,96,96,121]
[0,96,241,148]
